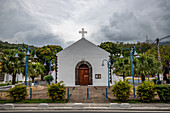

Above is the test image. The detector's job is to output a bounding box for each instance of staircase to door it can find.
[67,87,111,103]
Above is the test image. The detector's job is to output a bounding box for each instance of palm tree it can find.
[135,53,161,82]
[113,57,131,81]
[1,49,25,85]
[27,62,45,83]
[113,53,161,83]
[147,54,161,80]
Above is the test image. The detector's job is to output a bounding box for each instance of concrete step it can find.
[68,86,110,103]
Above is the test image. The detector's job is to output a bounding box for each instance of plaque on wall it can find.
[95,74,101,79]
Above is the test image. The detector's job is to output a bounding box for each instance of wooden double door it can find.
[78,64,89,85]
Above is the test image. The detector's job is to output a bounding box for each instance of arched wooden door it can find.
[78,64,89,85]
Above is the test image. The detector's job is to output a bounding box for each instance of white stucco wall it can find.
[3,73,43,83]
[51,71,56,84]
[3,73,25,83]
[57,38,110,86]
[111,74,120,85]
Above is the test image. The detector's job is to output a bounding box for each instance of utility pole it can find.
[156,38,161,80]
[156,35,170,81]
[146,35,149,43]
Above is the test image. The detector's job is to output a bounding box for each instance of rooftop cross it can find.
[79,28,87,38]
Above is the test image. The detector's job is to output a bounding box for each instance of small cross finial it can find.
[79,28,87,38]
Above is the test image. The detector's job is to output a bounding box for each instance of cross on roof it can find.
[79,28,87,38]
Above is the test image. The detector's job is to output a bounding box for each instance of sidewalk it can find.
[0,103,170,111]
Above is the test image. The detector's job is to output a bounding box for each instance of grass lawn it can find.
[0,99,66,103]
[0,83,7,87]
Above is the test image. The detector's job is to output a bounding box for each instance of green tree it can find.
[27,62,45,83]
[146,45,170,81]
[36,45,63,64]
[135,53,161,82]
[44,75,54,85]
[159,46,170,80]
[136,42,154,53]
[98,42,120,57]
[113,57,131,80]
[1,49,25,85]
[113,53,161,83]
[36,45,63,77]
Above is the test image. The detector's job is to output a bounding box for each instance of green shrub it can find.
[8,84,27,102]
[47,81,66,102]
[137,81,156,102]
[43,75,54,84]
[156,84,170,102]
[111,80,132,102]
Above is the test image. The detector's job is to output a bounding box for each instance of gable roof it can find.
[57,38,110,56]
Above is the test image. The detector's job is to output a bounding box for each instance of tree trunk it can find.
[31,76,35,83]
[12,73,16,85]
[123,74,125,81]
[162,66,166,80]
[141,74,145,82]
[41,75,43,81]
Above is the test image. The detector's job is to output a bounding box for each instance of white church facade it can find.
[2,28,119,86]
[56,28,111,86]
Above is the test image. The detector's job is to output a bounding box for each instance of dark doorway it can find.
[75,61,92,85]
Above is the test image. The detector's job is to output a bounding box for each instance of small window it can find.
[95,74,101,79]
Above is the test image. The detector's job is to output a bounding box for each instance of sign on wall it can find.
[95,74,101,79]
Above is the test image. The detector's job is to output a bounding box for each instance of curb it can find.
[0,103,170,111]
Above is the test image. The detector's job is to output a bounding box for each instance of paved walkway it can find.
[68,86,111,103]
[30,86,49,99]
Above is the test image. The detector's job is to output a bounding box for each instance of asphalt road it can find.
[0,111,169,113]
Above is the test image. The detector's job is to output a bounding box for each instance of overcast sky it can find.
[0,0,170,48]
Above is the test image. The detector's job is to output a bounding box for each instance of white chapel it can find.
[56,28,113,86]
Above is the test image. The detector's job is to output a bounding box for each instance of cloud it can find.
[12,28,66,47]
[0,0,170,48]
[91,0,170,43]
[0,0,76,47]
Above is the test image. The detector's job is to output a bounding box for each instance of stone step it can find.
[68,86,111,103]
